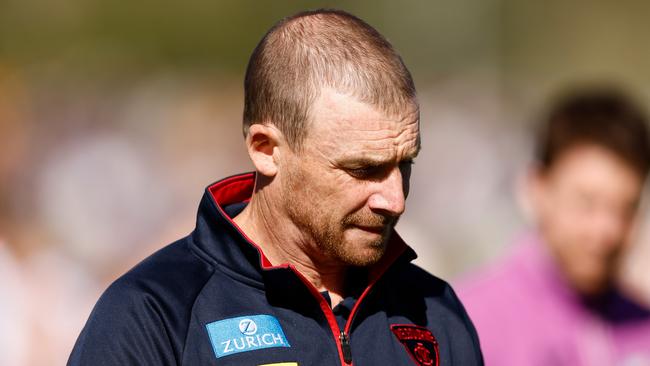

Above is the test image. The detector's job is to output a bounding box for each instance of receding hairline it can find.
[243,8,418,149]
[275,10,419,117]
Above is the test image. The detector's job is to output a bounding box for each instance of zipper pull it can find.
[339,331,352,364]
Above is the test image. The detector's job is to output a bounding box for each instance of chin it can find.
[571,272,612,297]
[330,228,390,266]
[338,239,387,267]
[345,227,389,244]
[341,250,384,267]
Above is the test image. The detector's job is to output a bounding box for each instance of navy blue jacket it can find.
[69,173,483,365]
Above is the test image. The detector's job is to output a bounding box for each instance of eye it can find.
[347,165,382,179]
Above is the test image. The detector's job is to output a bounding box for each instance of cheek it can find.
[296,174,352,220]
[326,171,372,207]
[545,201,591,248]
[539,194,587,258]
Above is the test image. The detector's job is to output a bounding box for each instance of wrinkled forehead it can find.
[306,89,420,160]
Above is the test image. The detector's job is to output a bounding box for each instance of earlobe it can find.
[245,124,282,177]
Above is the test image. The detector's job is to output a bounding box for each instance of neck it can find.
[233,182,350,306]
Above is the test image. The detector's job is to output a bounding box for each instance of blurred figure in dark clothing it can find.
[458,87,650,366]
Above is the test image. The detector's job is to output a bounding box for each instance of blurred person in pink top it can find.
[458,87,650,366]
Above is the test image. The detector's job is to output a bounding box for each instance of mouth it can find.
[353,225,386,234]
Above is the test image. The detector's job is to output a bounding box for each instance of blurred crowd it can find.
[0,70,253,365]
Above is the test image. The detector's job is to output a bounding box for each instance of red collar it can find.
[206,172,416,280]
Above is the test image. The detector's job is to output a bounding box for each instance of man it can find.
[458,88,650,365]
[69,9,483,366]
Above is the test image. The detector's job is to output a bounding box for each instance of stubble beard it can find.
[283,167,396,267]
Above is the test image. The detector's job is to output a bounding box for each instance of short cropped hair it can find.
[535,87,650,177]
[243,9,417,149]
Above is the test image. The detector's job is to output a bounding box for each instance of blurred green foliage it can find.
[2,0,650,95]
[0,0,499,83]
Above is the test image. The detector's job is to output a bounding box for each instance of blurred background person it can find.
[458,87,650,366]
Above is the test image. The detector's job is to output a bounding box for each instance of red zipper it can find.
[341,242,407,364]
[289,265,351,365]
[288,241,406,366]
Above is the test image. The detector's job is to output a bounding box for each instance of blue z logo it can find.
[206,315,291,359]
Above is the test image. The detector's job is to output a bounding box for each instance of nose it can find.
[367,167,406,217]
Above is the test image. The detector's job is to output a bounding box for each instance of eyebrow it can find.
[338,157,389,168]
[337,146,420,168]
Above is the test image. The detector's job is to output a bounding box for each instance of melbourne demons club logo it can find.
[390,324,439,366]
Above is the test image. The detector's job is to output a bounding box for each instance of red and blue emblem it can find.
[390,324,439,366]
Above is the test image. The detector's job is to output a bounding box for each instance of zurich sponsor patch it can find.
[206,315,291,358]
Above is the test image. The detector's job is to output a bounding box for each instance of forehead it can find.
[306,89,420,160]
[547,144,643,199]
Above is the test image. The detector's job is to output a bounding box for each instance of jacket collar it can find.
[190,172,417,288]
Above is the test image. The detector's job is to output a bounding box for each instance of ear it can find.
[245,123,284,177]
